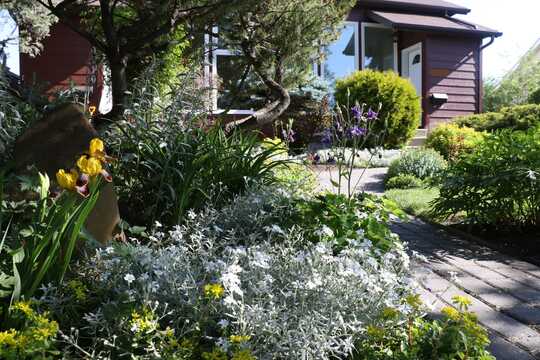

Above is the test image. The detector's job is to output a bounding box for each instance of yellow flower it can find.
[0,330,17,347]
[381,307,399,320]
[130,308,158,335]
[405,294,423,309]
[12,301,34,317]
[452,295,472,309]
[88,106,97,116]
[204,283,225,300]
[202,348,228,360]
[68,280,87,302]
[229,334,251,344]
[441,306,461,321]
[77,155,102,176]
[89,138,106,161]
[232,349,257,360]
[56,169,78,191]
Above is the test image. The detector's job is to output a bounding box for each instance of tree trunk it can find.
[226,64,291,132]
[93,56,128,128]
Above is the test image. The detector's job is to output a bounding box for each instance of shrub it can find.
[41,187,415,359]
[431,128,540,227]
[106,71,286,228]
[387,149,447,181]
[425,124,485,161]
[454,104,540,132]
[355,295,494,359]
[335,70,421,148]
[275,80,333,149]
[385,174,423,190]
[530,87,540,104]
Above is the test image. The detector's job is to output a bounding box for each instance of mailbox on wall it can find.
[430,93,449,106]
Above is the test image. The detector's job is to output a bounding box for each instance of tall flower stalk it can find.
[321,93,385,198]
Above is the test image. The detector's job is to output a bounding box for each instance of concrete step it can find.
[409,128,428,147]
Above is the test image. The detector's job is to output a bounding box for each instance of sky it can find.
[451,0,540,79]
[1,2,540,79]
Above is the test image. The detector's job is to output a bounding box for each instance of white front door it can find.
[401,43,422,97]
[401,43,423,126]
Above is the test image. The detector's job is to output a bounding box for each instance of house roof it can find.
[360,0,471,15]
[369,11,503,38]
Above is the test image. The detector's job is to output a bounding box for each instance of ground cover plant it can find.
[386,149,447,183]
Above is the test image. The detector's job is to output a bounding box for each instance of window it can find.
[320,22,359,87]
[206,27,258,114]
[361,23,397,72]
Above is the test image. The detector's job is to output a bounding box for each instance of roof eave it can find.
[358,0,471,15]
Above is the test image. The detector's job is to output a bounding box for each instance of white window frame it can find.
[361,22,398,72]
[319,21,360,80]
[206,26,255,115]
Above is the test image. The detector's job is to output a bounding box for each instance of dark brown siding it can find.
[424,35,481,129]
[20,22,103,107]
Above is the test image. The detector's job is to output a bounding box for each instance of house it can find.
[17,0,501,131]
[341,0,502,130]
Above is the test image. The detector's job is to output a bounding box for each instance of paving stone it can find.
[488,332,538,360]
[503,304,540,325]
[477,260,540,291]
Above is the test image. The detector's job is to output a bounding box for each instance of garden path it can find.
[314,166,387,195]
[315,168,540,359]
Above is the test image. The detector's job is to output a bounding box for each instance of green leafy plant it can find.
[0,301,59,359]
[529,87,540,104]
[431,128,540,227]
[335,70,421,148]
[385,187,439,217]
[454,104,540,132]
[425,124,485,161]
[354,295,494,359]
[387,149,447,181]
[0,138,109,304]
[385,174,423,190]
[291,193,406,252]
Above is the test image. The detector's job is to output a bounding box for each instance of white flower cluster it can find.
[44,189,416,359]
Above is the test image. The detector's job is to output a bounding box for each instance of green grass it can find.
[384,187,439,218]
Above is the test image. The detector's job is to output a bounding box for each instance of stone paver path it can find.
[315,168,540,359]
[393,218,540,360]
[315,166,387,195]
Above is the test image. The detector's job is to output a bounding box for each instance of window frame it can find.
[360,22,398,72]
[318,21,360,81]
[206,26,255,115]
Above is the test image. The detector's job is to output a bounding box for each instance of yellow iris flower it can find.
[77,155,103,176]
[89,138,106,161]
[56,169,78,190]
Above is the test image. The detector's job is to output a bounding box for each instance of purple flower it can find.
[366,108,378,121]
[313,154,321,164]
[349,126,367,138]
[327,156,336,164]
[351,105,363,120]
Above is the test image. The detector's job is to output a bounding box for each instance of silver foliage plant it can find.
[42,189,417,359]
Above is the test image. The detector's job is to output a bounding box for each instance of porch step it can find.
[409,128,428,147]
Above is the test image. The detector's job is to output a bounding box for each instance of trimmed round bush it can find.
[425,124,485,161]
[387,149,447,181]
[385,174,423,190]
[335,70,421,148]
